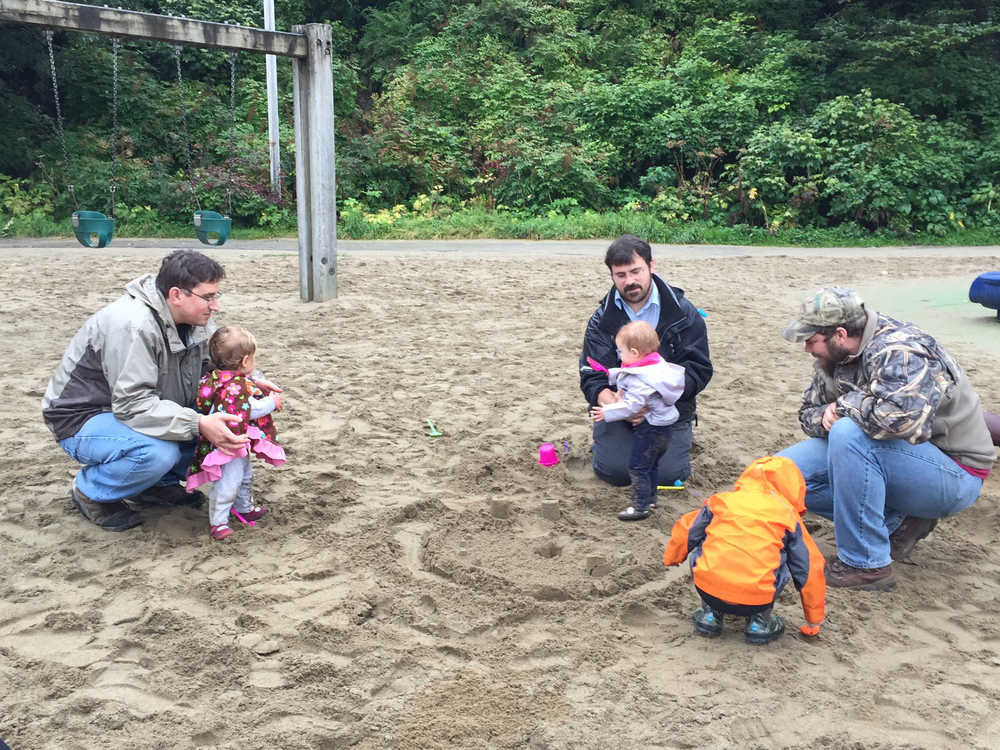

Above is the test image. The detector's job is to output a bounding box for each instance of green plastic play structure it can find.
[193,210,232,245]
[48,32,241,249]
[47,32,119,248]
[72,210,115,248]
[176,47,238,247]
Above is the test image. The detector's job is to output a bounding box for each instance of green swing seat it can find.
[194,210,232,246]
[72,210,115,248]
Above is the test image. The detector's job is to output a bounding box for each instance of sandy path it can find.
[1,242,999,749]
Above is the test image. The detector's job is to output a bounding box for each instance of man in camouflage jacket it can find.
[778,286,995,591]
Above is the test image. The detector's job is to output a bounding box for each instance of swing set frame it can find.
[1,0,338,301]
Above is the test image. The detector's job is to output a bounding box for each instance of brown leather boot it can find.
[890,516,938,561]
[71,485,143,531]
[824,557,896,590]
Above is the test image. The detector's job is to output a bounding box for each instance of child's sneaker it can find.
[210,524,234,541]
[692,605,723,637]
[744,611,785,644]
[234,505,268,523]
[617,504,652,521]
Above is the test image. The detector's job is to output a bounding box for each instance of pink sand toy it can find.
[231,509,255,527]
[538,443,559,466]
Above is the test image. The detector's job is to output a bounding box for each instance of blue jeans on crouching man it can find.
[627,420,674,510]
[593,418,691,488]
[58,412,196,501]
[777,418,983,569]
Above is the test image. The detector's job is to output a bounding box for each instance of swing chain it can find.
[227,51,237,219]
[173,45,201,211]
[44,30,78,210]
[109,37,119,218]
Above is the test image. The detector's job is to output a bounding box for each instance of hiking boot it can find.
[692,605,723,637]
[71,485,143,532]
[825,557,896,591]
[745,611,785,645]
[617,504,652,521]
[133,483,205,508]
[890,516,938,561]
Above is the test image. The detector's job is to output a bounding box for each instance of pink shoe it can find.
[234,505,268,523]
[210,524,234,540]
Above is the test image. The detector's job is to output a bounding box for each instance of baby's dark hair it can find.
[616,320,660,357]
[209,326,257,371]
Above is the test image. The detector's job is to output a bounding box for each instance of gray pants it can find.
[591,419,692,487]
[208,457,255,526]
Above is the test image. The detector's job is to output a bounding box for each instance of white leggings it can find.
[208,457,256,526]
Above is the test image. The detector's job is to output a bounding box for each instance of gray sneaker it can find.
[745,611,785,645]
[692,606,723,637]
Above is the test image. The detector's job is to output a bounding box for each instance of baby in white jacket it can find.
[590,321,686,521]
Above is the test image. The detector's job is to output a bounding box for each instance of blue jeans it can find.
[628,421,673,508]
[593,418,692,487]
[777,418,983,569]
[58,412,196,502]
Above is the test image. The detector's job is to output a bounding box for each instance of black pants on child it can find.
[696,587,774,617]
[628,421,673,509]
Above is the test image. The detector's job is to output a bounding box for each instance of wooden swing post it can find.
[1,0,337,301]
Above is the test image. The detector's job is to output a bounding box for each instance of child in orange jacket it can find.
[663,455,826,644]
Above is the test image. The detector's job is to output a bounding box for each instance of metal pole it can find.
[263,0,281,194]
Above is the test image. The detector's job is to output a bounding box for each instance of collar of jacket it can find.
[126,274,213,354]
[600,274,687,334]
[840,309,880,364]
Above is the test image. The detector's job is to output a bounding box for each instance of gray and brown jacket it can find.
[799,311,995,470]
[42,274,213,442]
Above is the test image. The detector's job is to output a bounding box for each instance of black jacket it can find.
[579,274,713,422]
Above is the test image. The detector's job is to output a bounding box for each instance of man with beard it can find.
[778,286,995,590]
[579,235,713,500]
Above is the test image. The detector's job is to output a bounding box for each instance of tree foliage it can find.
[1,0,999,235]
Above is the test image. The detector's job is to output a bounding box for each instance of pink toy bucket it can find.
[538,443,559,466]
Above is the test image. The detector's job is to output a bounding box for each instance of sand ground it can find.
[1,240,999,749]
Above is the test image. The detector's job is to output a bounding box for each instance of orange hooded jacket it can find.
[664,456,826,624]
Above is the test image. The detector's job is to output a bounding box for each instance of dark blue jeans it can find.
[628,420,673,509]
[592,418,692,487]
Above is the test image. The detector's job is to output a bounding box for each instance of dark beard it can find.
[818,340,850,376]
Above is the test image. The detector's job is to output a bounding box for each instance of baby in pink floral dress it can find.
[187,326,286,540]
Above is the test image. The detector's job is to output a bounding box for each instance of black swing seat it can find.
[193,210,232,246]
[72,210,114,248]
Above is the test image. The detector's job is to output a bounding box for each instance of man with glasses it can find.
[43,249,277,531]
[778,286,995,590]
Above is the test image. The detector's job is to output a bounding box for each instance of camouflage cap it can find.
[781,286,865,342]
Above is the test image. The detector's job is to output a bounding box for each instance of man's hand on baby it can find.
[253,377,283,396]
[199,411,250,454]
[627,405,649,426]
[590,406,605,422]
[272,393,284,411]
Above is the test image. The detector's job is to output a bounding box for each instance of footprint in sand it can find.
[248,658,285,688]
[83,644,177,719]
